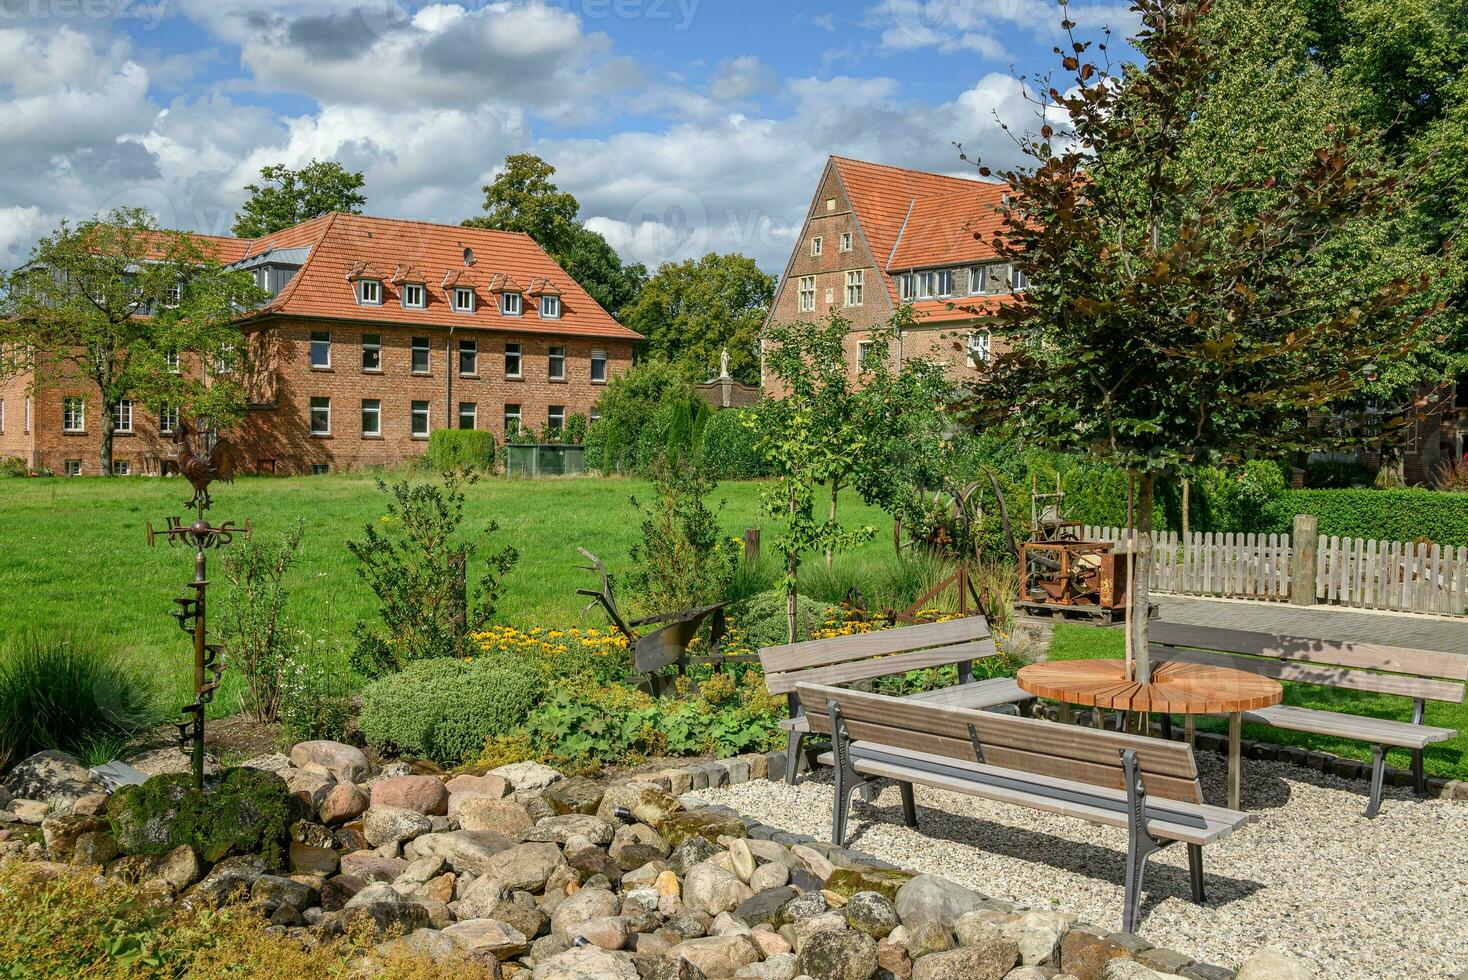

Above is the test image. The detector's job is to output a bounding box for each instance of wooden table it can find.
[1016,659,1283,809]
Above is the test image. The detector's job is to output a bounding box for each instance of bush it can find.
[1259,488,1468,546]
[698,408,768,479]
[0,631,161,772]
[277,657,357,745]
[729,588,840,650]
[428,430,496,472]
[1,456,27,477]
[584,359,691,473]
[358,657,543,765]
[627,458,739,613]
[221,520,306,722]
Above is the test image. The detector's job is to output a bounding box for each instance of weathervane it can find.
[145,420,247,789]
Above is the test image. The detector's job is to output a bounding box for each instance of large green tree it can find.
[1,208,265,474]
[619,253,773,384]
[959,0,1448,679]
[464,154,647,315]
[232,160,367,238]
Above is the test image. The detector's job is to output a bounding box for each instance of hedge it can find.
[428,429,495,472]
[1259,488,1468,547]
[697,408,769,479]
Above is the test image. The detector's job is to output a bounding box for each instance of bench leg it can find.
[1187,843,1205,904]
[1411,748,1426,798]
[1365,744,1386,818]
[1123,829,1156,935]
[785,731,803,785]
[1018,698,1036,719]
[1160,713,1173,741]
[899,782,918,828]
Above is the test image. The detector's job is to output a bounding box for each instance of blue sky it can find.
[0,0,1138,273]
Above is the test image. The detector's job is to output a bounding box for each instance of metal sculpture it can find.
[145,421,247,789]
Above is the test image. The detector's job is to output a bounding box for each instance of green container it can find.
[505,443,587,477]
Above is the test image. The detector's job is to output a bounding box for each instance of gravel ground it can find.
[697,753,1468,978]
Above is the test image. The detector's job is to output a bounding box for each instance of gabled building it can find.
[762,156,1023,391]
[0,213,641,476]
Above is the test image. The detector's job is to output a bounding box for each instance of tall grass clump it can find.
[0,630,162,771]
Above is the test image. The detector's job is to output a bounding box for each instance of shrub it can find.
[220,520,305,722]
[358,657,542,765]
[0,631,161,772]
[473,625,632,686]
[0,456,27,477]
[1259,487,1468,546]
[1434,457,1468,492]
[562,413,588,446]
[429,429,496,472]
[1306,458,1374,489]
[584,359,690,473]
[730,589,840,651]
[627,458,739,614]
[520,677,665,770]
[277,657,357,745]
[697,408,768,479]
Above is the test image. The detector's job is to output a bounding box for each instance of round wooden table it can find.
[1016,659,1283,809]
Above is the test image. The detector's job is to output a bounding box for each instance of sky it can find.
[0,0,1139,275]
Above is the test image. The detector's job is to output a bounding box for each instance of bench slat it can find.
[905,677,1030,708]
[1149,621,1468,682]
[1156,645,1466,703]
[767,640,997,694]
[1244,704,1458,748]
[760,617,990,673]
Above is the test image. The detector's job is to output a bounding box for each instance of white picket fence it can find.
[1080,525,1468,616]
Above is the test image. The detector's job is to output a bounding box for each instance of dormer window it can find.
[500,292,523,317]
[402,283,426,309]
[357,278,382,305]
[1011,267,1029,291]
[539,295,561,319]
[453,287,475,313]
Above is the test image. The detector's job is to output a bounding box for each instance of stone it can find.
[1061,931,1132,980]
[737,953,795,979]
[894,875,987,930]
[844,890,900,939]
[125,747,222,779]
[670,835,722,876]
[251,874,317,916]
[727,838,757,883]
[1180,965,1239,980]
[910,940,1019,980]
[443,917,532,960]
[671,934,762,977]
[371,775,449,816]
[149,844,202,892]
[685,862,755,916]
[567,841,623,884]
[794,928,878,980]
[2,750,106,815]
[71,830,119,866]
[363,805,433,847]
[407,829,515,874]
[289,741,370,783]
[374,927,461,964]
[491,761,564,793]
[283,768,336,813]
[1137,949,1196,975]
[455,796,535,836]
[531,944,638,980]
[906,920,955,958]
[544,776,604,815]
[876,939,911,978]
[239,754,293,776]
[658,810,748,848]
[489,842,566,892]
[551,886,621,943]
[288,841,339,875]
[781,890,829,923]
[572,915,629,950]
[749,861,789,892]
[792,912,848,952]
[41,813,107,863]
[522,813,615,846]
[318,783,369,825]
[733,885,799,926]
[110,768,291,867]
[9,799,50,824]
[334,883,431,937]
[191,854,269,905]
[1002,912,1072,967]
[489,898,548,940]
[446,773,513,799]
[826,866,915,902]
[340,851,409,882]
[1236,949,1315,980]
[1102,963,1179,980]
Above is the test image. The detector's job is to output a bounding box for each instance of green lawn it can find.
[1047,623,1467,781]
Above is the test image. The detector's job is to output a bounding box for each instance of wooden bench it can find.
[797,682,1255,934]
[1150,621,1465,817]
[759,616,1033,785]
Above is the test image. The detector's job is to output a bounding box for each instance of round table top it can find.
[1016,658,1283,714]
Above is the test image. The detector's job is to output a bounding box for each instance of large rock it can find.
[910,940,1019,980]
[1236,949,1317,980]
[551,887,620,943]
[531,944,638,980]
[283,768,335,813]
[319,783,369,825]
[454,797,535,836]
[1060,931,1132,980]
[108,768,290,867]
[794,929,878,980]
[407,830,514,874]
[335,881,431,936]
[684,863,754,916]
[844,891,900,939]
[191,854,268,905]
[371,775,449,816]
[149,844,202,892]
[544,776,604,815]
[893,875,986,930]
[41,814,107,863]
[125,747,222,779]
[657,810,748,848]
[487,842,566,892]
[289,741,370,783]
[825,866,913,901]
[491,761,563,793]
[443,918,532,960]
[733,885,799,927]
[3,751,105,815]
[445,773,512,799]
[362,805,433,847]
[670,935,762,977]
[340,851,409,882]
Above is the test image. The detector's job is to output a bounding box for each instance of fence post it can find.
[1291,514,1318,606]
[743,528,761,567]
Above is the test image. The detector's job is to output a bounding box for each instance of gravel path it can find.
[697,753,1468,978]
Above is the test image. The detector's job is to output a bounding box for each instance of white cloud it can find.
[0,206,53,266]
[869,0,1136,59]
[710,55,776,101]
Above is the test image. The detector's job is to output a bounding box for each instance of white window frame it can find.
[63,397,85,433]
[402,283,426,309]
[159,404,179,434]
[935,269,954,298]
[64,459,81,477]
[798,275,816,313]
[164,347,180,373]
[839,232,852,252]
[164,284,181,307]
[310,330,331,369]
[361,398,382,437]
[113,460,130,476]
[845,269,864,307]
[539,295,562,319]
[548,346,566,381]
[810,236,823,257]
[504,404,522,434]
[361,334,382,372]
[357,278,382,306]
[1011,267,1029,291]
[113,399,133,434]
[310,396,331,436]
[590,349,607,383]
[968,331,992,367]
[500,292,523,317]
[411,337,430,375]
[410,400,430,438]
[459,339,478,377]
[505,343,522,378]
[969,266,988,295]
[0,399,4,434]
[898,273,914,301]
[452,287,476,313]
[857,341,876,369]
[547,405,566,432]
[458,401,477,431]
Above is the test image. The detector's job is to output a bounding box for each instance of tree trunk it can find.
[1129,473,1156,683]
[787,487,799,644]
[99,407,115,476]
[825,482,839,570]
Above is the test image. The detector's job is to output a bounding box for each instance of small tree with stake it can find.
[957,0,1449,680]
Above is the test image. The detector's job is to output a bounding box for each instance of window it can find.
[839,232,852,252]
[935,269,954,297]
[504,343,522,378]
[64,460,81,477]
[0,399,4,434]
[253,268,267,291]
[590,349,607,383]
[500,292,522,316]
[411,337,430,374]
[410,400,430,437]
[1011,267,1029,291]
[548,405,565,432]
[159,404,179,434]
[402,283,426,309]
[539,295,561,319]
[810,236,823,257]
[898,273,914,301]
[164,284,181,307]
[968,332,992,367]
[453,287,475,313]
[310,331,331,369]
[112,400,132,434]
[113,460,130,476]
[361,399,381,437]
[548,346,565,381]
[357,279,382,305]
[362,334,381,371]
[858,341,876,368]
[459,339,478,376]
[63,397,84,433]
[311,464,329,476]
[310,397,330,435]
[845,269,864,307]
[504,403,522,436]
[164,348,180,372]
[25,396,30,433]
[213,344,235,376]
[458,402,477,430]
[798,276,816,313]
[969,266,987,295]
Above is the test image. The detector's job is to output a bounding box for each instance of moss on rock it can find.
[826,866,916,901]
[107,767,290,868]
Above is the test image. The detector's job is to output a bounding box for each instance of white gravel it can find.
[696,753,1468,979]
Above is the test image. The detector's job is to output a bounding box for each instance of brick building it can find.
[762,156,1020,393]
[0,214,640,476]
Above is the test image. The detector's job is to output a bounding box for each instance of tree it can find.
[627,457,738,614]
[232,159,367,238]
[619,253,773,384]
[958,0,1447,680]
[0,207,263,475]
[465,154,648,315]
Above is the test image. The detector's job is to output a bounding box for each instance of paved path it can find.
[1155,595,1468,651]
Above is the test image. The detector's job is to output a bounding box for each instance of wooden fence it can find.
[1080,525,1468,616]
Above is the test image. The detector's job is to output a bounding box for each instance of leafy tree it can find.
[464,154,648,315]
[958,0,1447,679]
[584,359,691,473]
[231,160,366,238]
[627,457,738,613]
[0,207,262,474]
[619,254,774,384]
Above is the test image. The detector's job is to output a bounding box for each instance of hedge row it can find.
[428,429,495,472]
[1259,488,1468,547]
